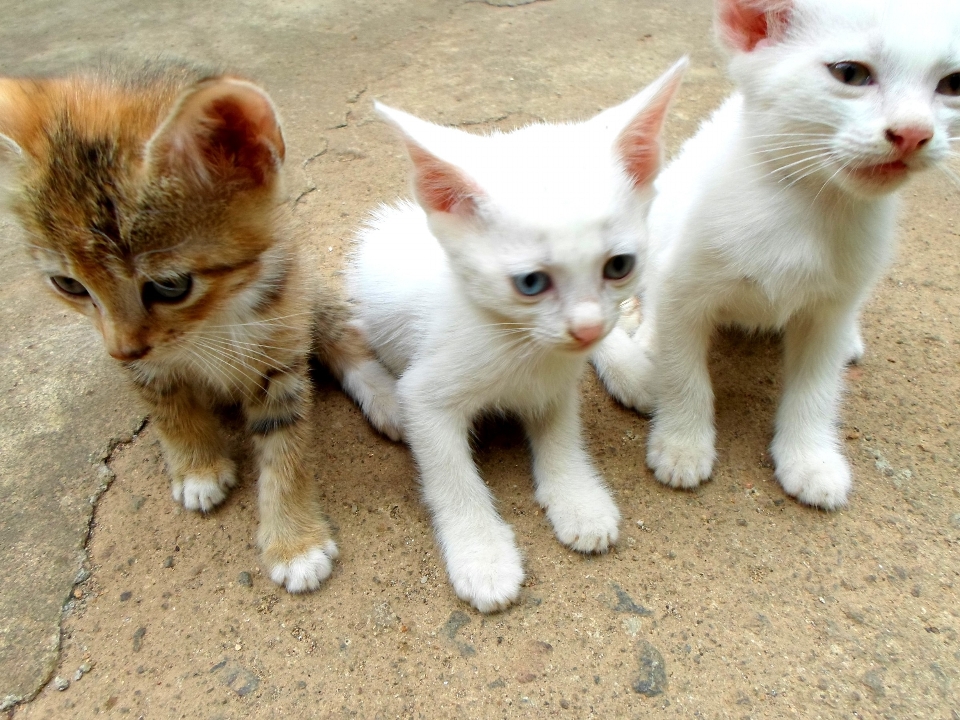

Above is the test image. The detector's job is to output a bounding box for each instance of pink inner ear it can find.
[718,0,790,52]
[617,70,685,188]
[151,79,284,190]
[407,143,478,216]
[618,116,662,188]
[201,94,283,187]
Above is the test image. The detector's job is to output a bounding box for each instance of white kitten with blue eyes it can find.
[593,0,960,509]
[346,59,686,612]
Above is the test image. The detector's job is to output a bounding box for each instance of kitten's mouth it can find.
[847,160,910,184]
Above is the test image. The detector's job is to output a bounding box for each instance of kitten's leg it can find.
[645,296,717,488]
[591,313,658,414]
[841,313,865,365]
[136,379,237,512]
[770,307,852,510]
[524,389,620,553]
[246,361,338,592]
[319,321,403,442]
[402,376,524,613]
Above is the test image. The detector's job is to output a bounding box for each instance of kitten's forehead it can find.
[796,0,960,62]
[462,123,631,227]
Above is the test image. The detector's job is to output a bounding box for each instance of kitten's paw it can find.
[647,425,714,489]
[342,359,403,441]
[267,540,340,593]
[591,327,656,413]
[843,329,865,365]
[543,482,620,553]
[773,445,851,510]
[444,525,524,613]
[171,460,237,512]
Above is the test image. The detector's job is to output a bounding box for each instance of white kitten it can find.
[594,0,960,509]
[346,59,686,612]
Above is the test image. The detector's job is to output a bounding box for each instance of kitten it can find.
[0,62,400,592]
[593,0,960,509]
[346,59,686,612]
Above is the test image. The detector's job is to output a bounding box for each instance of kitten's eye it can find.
[827,62,873,87]
[51,275,89,296]
[936,72,960,97]
[143,274,192,304]
[512,271,552,297]
[603,254,636,281]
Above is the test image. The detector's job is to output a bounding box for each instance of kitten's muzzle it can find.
[101,321,152,361]
[885,126,933,157]
[569,323,604,349]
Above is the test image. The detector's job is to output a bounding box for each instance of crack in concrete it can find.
[2,415,149,712]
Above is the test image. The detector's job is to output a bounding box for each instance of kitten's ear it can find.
[612,57,688,189]
[146,77,285,190]
[0,132,25,200]
[716,0,792,52]
[0,79,33,202]
[375,102,483,219]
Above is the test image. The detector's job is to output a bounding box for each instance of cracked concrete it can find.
[1,0,959,717]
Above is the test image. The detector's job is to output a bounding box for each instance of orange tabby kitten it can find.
[0,62,400,592]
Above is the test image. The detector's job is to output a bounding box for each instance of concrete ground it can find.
[0,0,958,717]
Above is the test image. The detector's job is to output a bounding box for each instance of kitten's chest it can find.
[418,331,585,418]
[711,202,895,329]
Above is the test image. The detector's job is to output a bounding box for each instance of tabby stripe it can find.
[250,261,290,314]
[248,412,303,436]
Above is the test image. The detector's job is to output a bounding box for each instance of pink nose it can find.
[570,324,604,347]
[885,126,933,156]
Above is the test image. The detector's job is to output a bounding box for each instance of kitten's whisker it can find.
[813,165,849,203]
[192,336,284,374]
[744,139,835,154]
[738,146,838,175]
[190,340,263,398]
[187,348,257,403]
[203,311,315,330]
[193,336,293,374]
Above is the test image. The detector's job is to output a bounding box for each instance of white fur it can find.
[171,461,238,512]
[594,0,960,509]
[268,540,339,593]
[347,60,686,612]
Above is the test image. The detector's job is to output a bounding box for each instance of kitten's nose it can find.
[107,342,151,362]
[570,323,604,347]
[885,126,933,156]
[102,323,151,361]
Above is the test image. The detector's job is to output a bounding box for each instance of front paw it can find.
[591,328,657,413]
[542,481,620,553]
[772,442,851,510]
[344,359,404,441]
[647,423,715,489]
[264,540,340,593]
[443,524,524,613]
[171,459,237,512]
[844,329,865,365]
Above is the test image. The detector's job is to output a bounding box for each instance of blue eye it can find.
[603,254,636,280]
[513,271,552,296]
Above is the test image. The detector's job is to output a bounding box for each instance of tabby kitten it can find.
[0,62,400,592]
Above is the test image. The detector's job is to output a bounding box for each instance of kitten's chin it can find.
[840,161,912,195]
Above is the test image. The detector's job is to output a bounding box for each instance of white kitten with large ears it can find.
[594,0,960,509]
[347,59,687,612]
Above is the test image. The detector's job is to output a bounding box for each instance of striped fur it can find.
[0,61,401,592]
